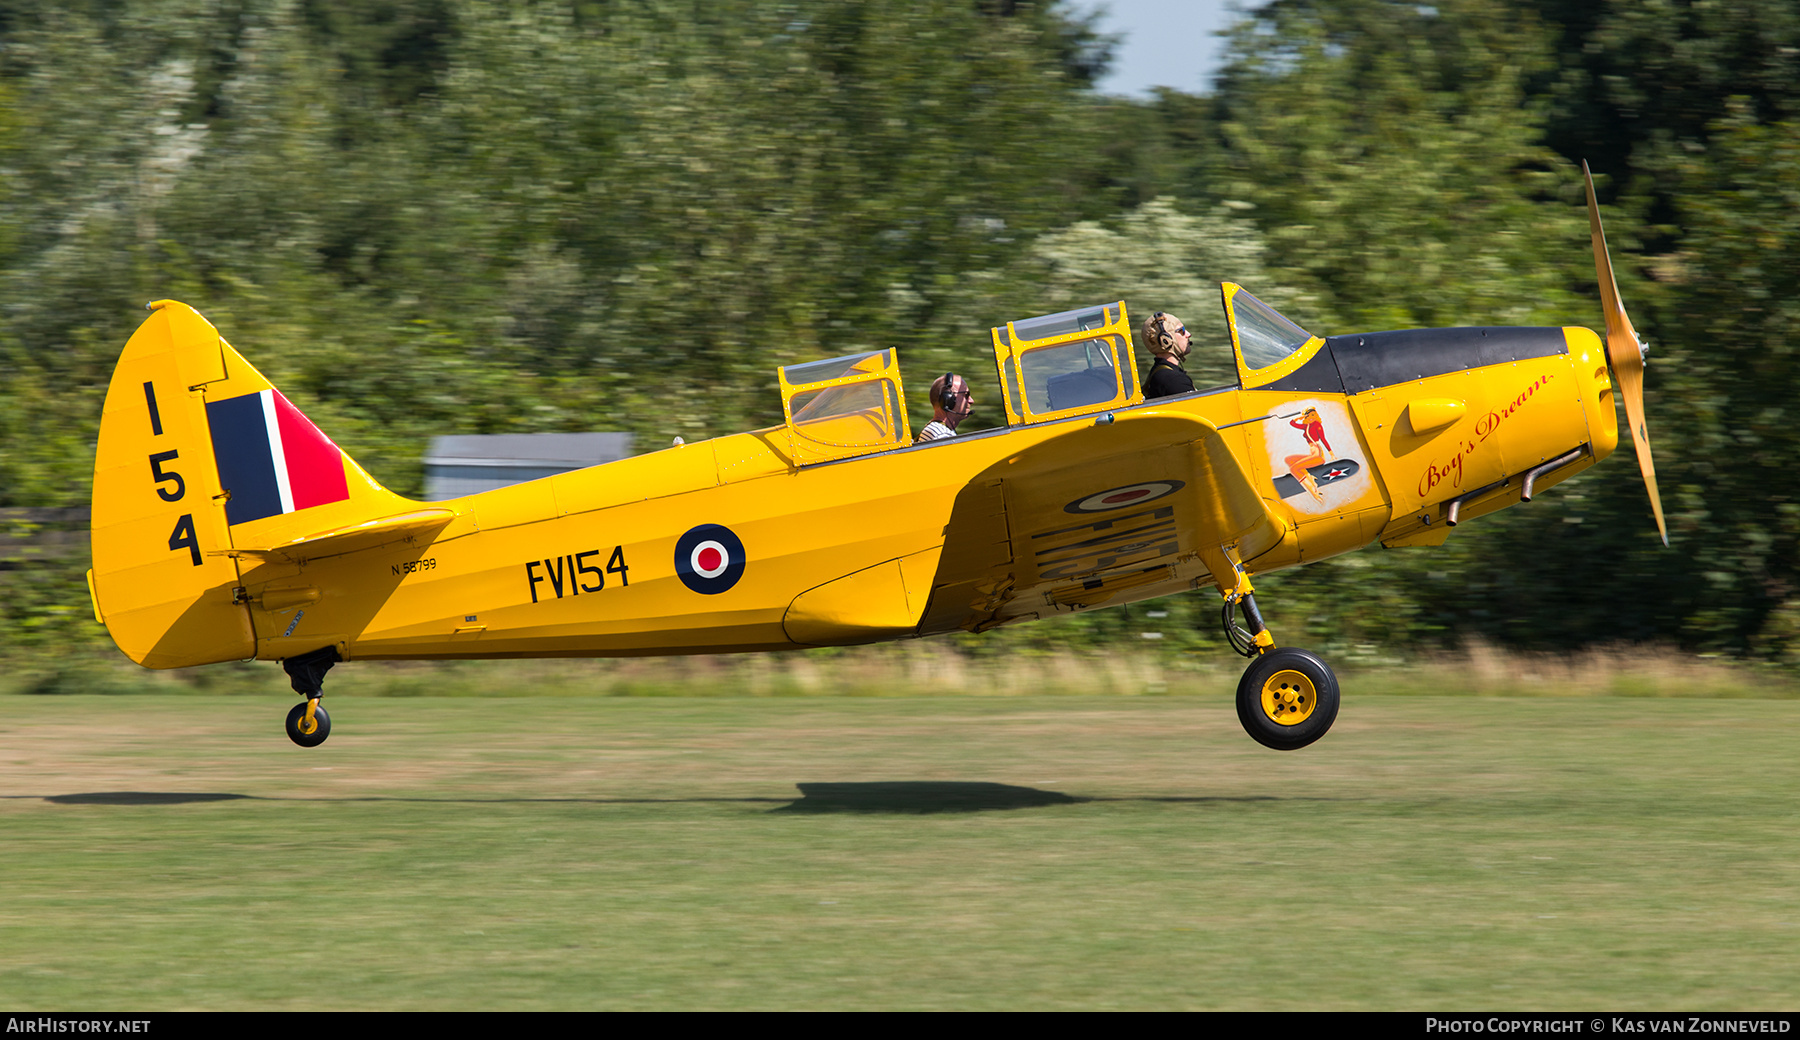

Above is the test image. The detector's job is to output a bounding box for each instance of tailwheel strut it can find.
[282,646,340,748]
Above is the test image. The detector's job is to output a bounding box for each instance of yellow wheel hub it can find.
[296,712,318,736]
[1259,670,1317,726]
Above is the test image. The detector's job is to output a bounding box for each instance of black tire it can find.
[285,701,331,748]
[1235,647,1339,751]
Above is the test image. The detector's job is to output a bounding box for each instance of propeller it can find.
[1583,160,1668,547]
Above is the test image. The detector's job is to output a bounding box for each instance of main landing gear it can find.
[281,646,340,748]
[1219,564,1340,751]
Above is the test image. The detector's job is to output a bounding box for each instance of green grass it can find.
[7,641,1797,699]
[3,693,1799,1009]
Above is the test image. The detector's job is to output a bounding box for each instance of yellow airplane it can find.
[87,165,1662,751]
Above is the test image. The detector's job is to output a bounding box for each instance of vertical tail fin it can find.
[90,301,414,667]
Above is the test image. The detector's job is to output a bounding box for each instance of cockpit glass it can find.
[990,302,1132,424]
[778,348,907,463]
[789,380,890,427]
[781,350,888,387]
[781,350,896,427]
[997,304,1115,346]
[1019,337,1126,414]
[1232,290,1313,369]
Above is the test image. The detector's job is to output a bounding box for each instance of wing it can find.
[918,410,1290,635]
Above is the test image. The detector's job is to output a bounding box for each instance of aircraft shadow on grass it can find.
[774,781,1086,814]
[29,787,1303,813]
[770,784,1314,814]
[44,791,251,805]
[30,784,1084,813]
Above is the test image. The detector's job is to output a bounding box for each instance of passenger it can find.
[916,373,974,443]
[1140,311,1195,399]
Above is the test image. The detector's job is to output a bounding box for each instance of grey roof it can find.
[424,433,634,469]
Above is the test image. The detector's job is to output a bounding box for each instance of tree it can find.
[1205,0,1593,334]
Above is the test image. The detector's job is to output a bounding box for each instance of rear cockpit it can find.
[776,348,912,465]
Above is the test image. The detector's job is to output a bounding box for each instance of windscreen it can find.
[1230,290,1313,369]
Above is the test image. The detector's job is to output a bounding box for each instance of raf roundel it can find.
[674,524,746,595]
[1065,480,1186,514]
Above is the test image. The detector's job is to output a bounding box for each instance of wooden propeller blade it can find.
[1583,161,1668,546]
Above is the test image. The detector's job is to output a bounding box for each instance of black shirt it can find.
[1142,358,1195,399]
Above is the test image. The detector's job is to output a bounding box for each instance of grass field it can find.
[3,690,1799,1009]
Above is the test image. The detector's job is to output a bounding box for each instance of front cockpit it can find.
[1219,283,1334,391]
[988,302,1142,424]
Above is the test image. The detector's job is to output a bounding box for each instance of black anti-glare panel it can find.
[1255,345,1347,394]
[1325,327,1569,394]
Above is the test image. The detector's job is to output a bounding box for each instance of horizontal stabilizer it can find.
[211,508,457,562]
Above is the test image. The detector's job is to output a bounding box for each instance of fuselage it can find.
[229,324,1617,663]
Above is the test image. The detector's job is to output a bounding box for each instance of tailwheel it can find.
[1236,647,1340,751]
[285,700,331,748]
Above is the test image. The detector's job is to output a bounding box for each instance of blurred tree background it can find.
[2,0,1796,671]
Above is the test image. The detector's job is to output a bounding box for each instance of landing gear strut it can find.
[1213,549,1340,751]
[282,646,340,748]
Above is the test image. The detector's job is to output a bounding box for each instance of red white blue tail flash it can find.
[207,389,350,525]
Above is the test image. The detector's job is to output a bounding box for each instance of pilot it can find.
[916,373,974,443]
[1140,311,1195,399]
